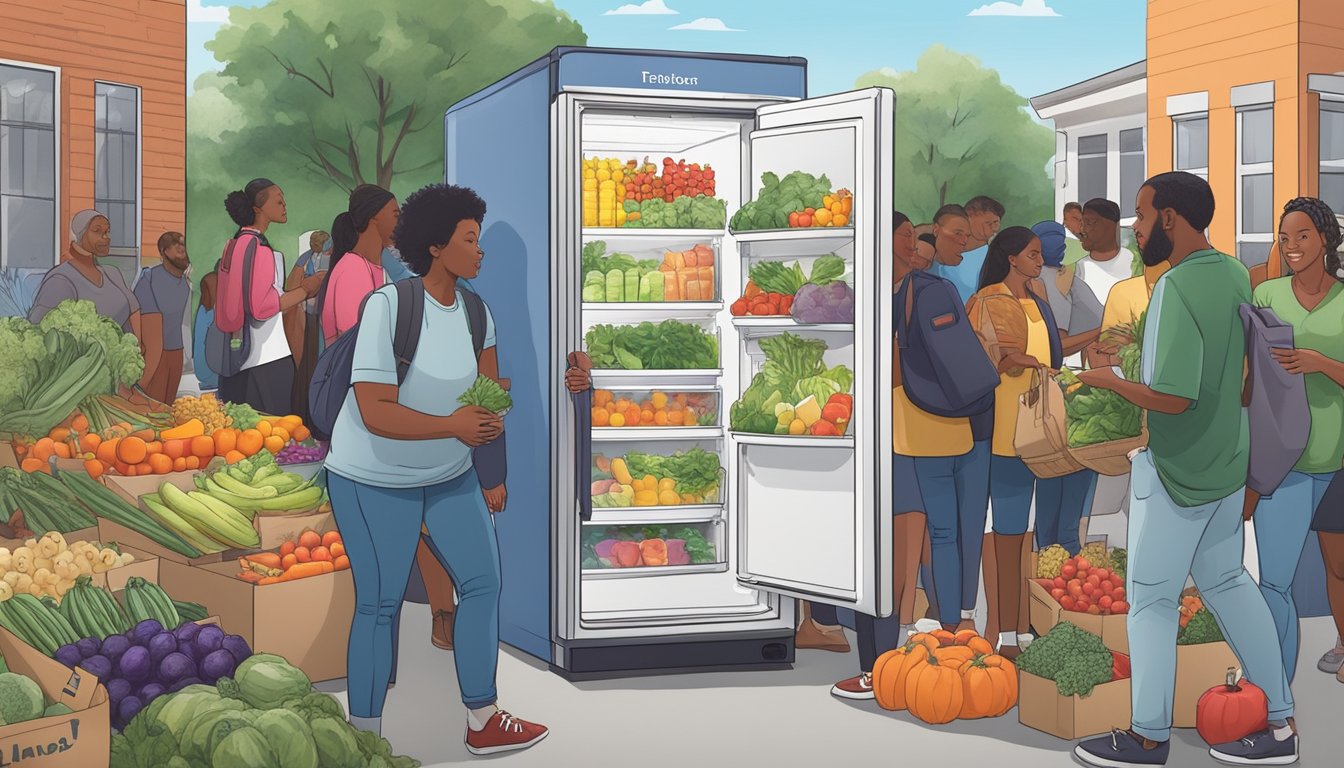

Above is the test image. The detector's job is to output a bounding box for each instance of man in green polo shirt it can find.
[1073,172,1299,768]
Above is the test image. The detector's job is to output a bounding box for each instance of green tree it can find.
[856,45,1054,226]
[187,0,585,277]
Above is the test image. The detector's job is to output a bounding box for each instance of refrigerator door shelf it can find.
[592,369,723,386]
[592,427,722,441]
[730,318,853,333]
[583,563,729,580]
[584,504,723,525]
[732,227,855,259]
[731,433,854,449]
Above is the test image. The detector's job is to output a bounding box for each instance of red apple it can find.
[1062,564,1077,579]
[1060,595,1076,611]
[1053,576,1067,590]
[1112,601,1129,614]
[1051,587,1067,601]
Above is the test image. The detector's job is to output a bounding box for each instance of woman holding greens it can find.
[1251,196,1344,684]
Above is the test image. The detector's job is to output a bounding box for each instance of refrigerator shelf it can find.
[730,432,855,448]
[583,228,725,240]
[731,318,853,333]
[592,369,723,385]
[731,227,855,258]
[582,563,728,580]
[591,427,722,441]
[582,504,724,525]
[583,301,723,316]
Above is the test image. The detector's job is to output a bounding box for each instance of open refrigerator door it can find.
[729,88,895,618]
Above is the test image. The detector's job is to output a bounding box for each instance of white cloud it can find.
[188,0,229,24]
[968,0,1060,17]
[604,0,678,15]
[669,17,743,32]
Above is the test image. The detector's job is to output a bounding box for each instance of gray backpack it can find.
[1241,303,1310,497]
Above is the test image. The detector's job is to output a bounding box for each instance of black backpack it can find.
[308,278,505,487]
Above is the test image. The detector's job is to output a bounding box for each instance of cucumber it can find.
[88,586,130,635]
[6,595,59,655]
[172,600,208,623]
[57,473,202,558]
[0,600,43,651]
[124,578,179,629]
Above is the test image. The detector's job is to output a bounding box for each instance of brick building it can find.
[0,0,186,281]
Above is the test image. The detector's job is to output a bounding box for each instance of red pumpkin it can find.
[1196,668,1269,746]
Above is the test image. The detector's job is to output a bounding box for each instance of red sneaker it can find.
[830,673,875,700]
[465,710,549,756]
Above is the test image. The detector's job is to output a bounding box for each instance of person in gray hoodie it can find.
[1033,221,1102,367]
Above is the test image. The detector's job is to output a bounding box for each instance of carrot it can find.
[247,552,284,570]
[237,570,263,584]
[258,576,280,585]
[279,561,332,582]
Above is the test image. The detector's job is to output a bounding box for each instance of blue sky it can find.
[187,0,1146,102]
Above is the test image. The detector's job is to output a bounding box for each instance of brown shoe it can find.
[432,610,454,650]
[796,618,851,653]
[465,710,549,756]
[831,673,875,700]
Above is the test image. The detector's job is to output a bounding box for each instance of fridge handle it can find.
[569,354,593,523]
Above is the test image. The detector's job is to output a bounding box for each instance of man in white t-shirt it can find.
[1076,199,1130,354]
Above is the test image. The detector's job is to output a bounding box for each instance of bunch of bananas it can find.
[172,393,231,434]
[583,157,630,228]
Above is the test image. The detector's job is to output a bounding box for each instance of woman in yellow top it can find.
[966,227,1100,657]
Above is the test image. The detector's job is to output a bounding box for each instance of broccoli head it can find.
[1177,608,1224,645]
[1055,651,1116,697]
[0,317,45,411]
[37,299,143,387]
[1018,620,1111,680]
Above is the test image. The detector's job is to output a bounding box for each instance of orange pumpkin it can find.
[954,632,996,657]
[904,649,965,725]
[906,632,945,651]
[933,645,977,666]
[872,641,923,711]
[930,629,957,647]
[959,654,1019,719]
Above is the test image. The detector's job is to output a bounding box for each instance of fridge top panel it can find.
[446,46,807,116]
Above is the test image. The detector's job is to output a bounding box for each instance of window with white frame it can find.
[1321,102,1344,216]
[1077,133,1107,204]
[1119,127,1145,211]
[1174,114,1209,180]
[1236,106,1274,266]
[95,82,140,256]
[0,63,57,269]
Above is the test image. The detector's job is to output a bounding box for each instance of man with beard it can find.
[1074,172,1299,767]
[135,231,193,403]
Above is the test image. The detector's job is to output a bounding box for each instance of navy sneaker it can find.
[1074,730,1169,767]
[1209,726,1299,766]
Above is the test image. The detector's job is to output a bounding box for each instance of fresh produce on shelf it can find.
[123,577,181,630]
[0,466,99,533]
[581,242,718,303]
[190,451,325,518]
[653,157,717,201]
[1016,621,1120,697]
[220,401,263,432]
[731,255,846,317]
[111,653,421,767]
[792,280,855,324]
[0,301,144,438]
[55,617,256,732]
[732,287,794,318]
[1078,541,1111,571]
[730,171,853,231]
[622,195,727,229]
[590,449,722,507]
[82,393,176,436]
[583,157,631,228]
[1056,313,1146,448]
[772,392,853,437]
[57,471,204,558]
[1033,553,1128,616]
[171,393,233,434]
[659,244,716,301]
[730,333,854,435]
[590,390,716,429]
[0,591,81,655]
[458,375,513,414]
[581,525,716,569]
[58,574,132,639]
[235,528,349,585]
[585,320,719,370]
[0,532,135,601]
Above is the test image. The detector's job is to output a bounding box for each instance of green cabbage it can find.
[252,708,319,768]
[0,672,44,725]
[234,654,312,710]
[211,724,280,768]
[310,715,366,768]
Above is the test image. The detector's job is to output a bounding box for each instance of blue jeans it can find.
[328,469,502,717]
[1126,450,1292,742]
[1254,470,1333,683]
[1035,469,1097,554]
[989,455,1034,535]
[915,442,991,626]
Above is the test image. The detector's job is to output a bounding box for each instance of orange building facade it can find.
[1145,0,1344,266]
[0,0,186,280]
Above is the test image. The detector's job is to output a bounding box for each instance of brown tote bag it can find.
[1014,367,1086,479]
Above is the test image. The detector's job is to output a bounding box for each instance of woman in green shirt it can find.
[1251,196,1344,683]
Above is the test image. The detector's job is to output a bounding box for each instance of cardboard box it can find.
[1173,641,1239,728]
[1027,578,1129,654]
[157,558,354,683]
[96,516,234,568]
[0,625,109,768]
[92,545,159,593]
[1018,670,1132,740]
[252,509,331,551]
[101,468,202,508]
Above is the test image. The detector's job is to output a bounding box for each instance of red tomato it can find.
[1075,596,1091,610]
[1087,605,1101,615]
[1053,577,1067,590]
[1076,557,1092,571]
[1067,582,1084,598]
[789,211,800,228]
[1087,574,1102,588]
[1112,588,1127,602]
[1095,568,1112,583]
[1100,580,1115,594]
[730,299,749,316]
[1112,600,1129,614]
[1051,587,1067,601]
[1099,595,1114,611]
[1059,595,1076,611]
[798,213,813,228]
[1061,564,1077,579]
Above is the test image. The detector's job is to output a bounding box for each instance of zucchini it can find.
[172,600,208,623]
[125,578,180,629]
[58,473,202,557]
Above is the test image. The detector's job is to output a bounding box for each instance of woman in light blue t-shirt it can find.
[323,185,561,756]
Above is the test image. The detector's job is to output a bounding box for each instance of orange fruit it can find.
[20,458,47,474]
[238,429,264,456]
[609,413,626,427]
[329,541,345,559]
[149,453,174,474]
[271,427,290,443]
[299,530,322,549]
[163,439,187,460]
[71,414,89,433]
[146,441,163,455]
[191,436,216,461]
[117,436,148,465]
[292,425,311,442]
[31,438,55,462]
[653,410,669,426]
[172,457,188,472]
[53,442,71,460]
[592,407,610,427]
[263,435,284,454]
[83,459,105,479]
[214,428,237,457]
[682,410,697,426]
[333,555,350,571]
[135,462,154,476]
[49,427,71,442]
[294,546,311,563]
[282,553,298,570]
[225,450,246,465]
[97,438,119,465]
[79,433,102,453]
[185,456,201,470]
[255,420,273,438]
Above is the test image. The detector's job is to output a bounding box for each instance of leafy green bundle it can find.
[730,171,834,231]
[585,321,719,370]
[458,375,512,414]
[729,333,853,434]
[622,196,726,229]
[1057,311,1147,449]
[748,255,845,295]
[580,241,656,277]
[625,447,721,497]
[0,301,144,438]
